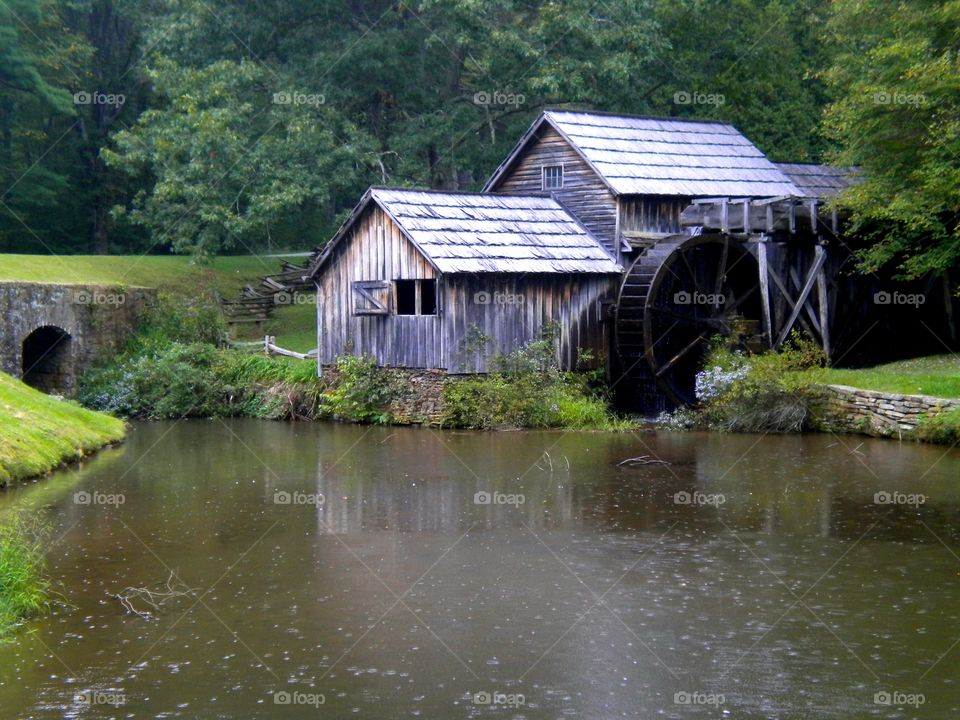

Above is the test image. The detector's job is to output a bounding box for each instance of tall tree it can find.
[66,0,148,254]
[824,0,960,279]
[0,0,86,253]
[0,0,146,254]
[104,56,373,256]
[4,0,837,257]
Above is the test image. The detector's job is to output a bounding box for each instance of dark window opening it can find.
[542,164,563,190]
[396,280,417,315]
[420,279,437,315]
[395,279,437,316]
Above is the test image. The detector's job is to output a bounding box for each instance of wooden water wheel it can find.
[615,234,763,407]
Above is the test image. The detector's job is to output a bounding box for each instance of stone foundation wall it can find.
[813,384,960,437]
[0,282,156,395]
[320,365,448,424]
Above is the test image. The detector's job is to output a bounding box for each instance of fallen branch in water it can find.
[110,571,195,620]
[535,451,570,472]
[617,455,671,467]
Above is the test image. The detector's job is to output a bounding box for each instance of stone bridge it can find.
[0,282,155,396]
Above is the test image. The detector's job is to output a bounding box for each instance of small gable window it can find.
[542,164,563,190]
[395,279,437,316]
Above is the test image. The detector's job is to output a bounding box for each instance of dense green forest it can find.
[1,0,957,277]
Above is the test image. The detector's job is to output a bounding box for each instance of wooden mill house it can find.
[307,109,863,410]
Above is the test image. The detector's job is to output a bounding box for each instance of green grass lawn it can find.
[803,355,960,399]
[0,372,126,485]
[261,303,317,352]
[0,254,289,297]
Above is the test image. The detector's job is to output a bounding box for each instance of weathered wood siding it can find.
[618,196,689,236]
[491,126,619,258]
[441,274,617,373]
[315,206,442,368]
[316,204,617,371]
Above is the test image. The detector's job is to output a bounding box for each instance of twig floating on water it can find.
[110,570,195,620]
[617,455,671,467]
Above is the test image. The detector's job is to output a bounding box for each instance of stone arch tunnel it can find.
[0,283,156,396]
[21,325,73,393]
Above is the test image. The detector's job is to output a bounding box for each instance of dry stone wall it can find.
[814,384,960,437]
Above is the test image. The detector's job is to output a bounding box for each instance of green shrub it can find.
[321,355,402,424]
[442,372,550,429]
[135,290,228,348]
[441,325,631,430]
[216,352,324,420]
[914,407,960,444]
[0,514,51,637]
[696,334,826,433]
[79,343,230,419]
[79,344,329,421]
[78,289,233,419]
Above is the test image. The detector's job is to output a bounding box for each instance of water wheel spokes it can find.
[616,234,762,407]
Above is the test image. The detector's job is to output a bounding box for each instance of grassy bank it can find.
[0,372,126,485]
[0,514,51,637]
[800,355,960,399]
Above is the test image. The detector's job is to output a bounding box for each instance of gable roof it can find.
[775,162,859,199]
[306,187,622,278]
[485,109,802,198]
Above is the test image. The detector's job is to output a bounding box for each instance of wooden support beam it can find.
[766,205,774,233]
[788,203,796,234]
[714,236,729,306]
[809,200,818,233]
[770,262,818,341]
[775,248,827,348]
[720,199,729,233]
[831,208,839,235]
[816,245,831,360]
[788,265,823,335]
[743,200,751,233]
[757,237,773,348]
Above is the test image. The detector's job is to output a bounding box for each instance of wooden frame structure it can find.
[681,196,842,361]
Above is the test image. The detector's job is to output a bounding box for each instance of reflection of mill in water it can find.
[293,455,581,536]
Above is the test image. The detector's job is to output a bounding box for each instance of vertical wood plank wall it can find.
[618,196,688,235]
[492,126,619,257]
[315,206,441,368]
[315,206,619,372]
[441,274,618,373]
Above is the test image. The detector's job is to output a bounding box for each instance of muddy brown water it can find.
[0,420,958,719]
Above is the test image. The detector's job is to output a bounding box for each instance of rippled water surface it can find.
[1,420,958,719]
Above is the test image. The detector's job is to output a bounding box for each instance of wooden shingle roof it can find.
[307,188,622,278]
[775,163,859,199]
[486,110,802,198]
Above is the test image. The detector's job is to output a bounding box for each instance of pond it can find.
[0,420,958,719]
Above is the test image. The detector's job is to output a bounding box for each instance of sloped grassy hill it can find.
[0,254,280,295]
[0,372,126,484]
